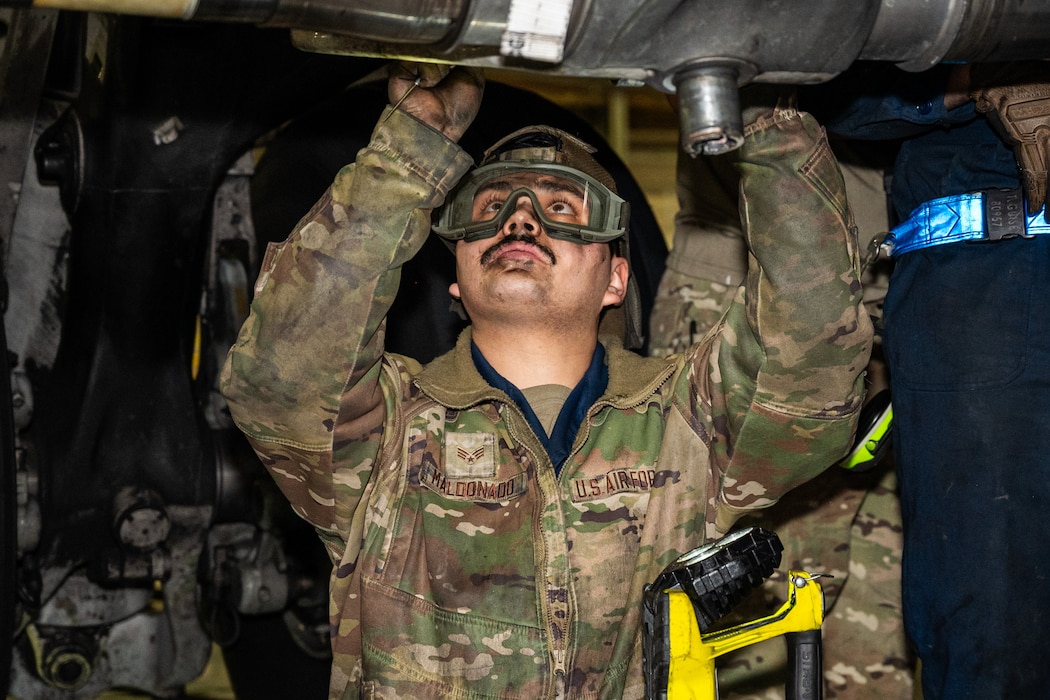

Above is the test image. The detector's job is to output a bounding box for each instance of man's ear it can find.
[449,282,461,299]
[602,255,630,308]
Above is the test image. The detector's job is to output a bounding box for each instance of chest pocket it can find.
[366,406,543,663]
[412,408,532,503]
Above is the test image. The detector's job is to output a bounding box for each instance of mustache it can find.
[480,234,557,266]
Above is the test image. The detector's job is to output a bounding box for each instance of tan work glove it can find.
[969,62,1050,217]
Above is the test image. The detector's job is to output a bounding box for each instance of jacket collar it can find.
[415,328,675,410]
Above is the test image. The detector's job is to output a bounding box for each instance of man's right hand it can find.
[388,62,485,143]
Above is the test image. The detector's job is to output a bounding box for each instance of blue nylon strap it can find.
[887,190,1050,257]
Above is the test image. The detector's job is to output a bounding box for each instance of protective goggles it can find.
[433,162,630,244]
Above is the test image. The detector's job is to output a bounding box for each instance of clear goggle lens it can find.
[433,163,629,244]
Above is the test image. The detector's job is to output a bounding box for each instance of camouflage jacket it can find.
[220,106,872,699]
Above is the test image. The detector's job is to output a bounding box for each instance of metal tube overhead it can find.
[861,0,1050,70]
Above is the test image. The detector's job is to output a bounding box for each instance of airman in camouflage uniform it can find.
[649,143,913,699]
[220,66,873,699]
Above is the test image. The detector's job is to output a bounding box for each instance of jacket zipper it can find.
[500,403,572,696]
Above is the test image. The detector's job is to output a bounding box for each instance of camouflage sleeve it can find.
[706,105,873,532]
[219,107,474,541]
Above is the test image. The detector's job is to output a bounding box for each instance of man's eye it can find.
[478,197,504,215]
[547,199,582,219]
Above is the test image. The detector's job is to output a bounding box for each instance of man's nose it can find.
[500,195,541,236]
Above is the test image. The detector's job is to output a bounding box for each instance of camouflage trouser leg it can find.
[822,464,913,697]
[649,149,913,699]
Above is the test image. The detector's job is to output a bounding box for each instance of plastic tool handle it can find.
[785,629,822,700]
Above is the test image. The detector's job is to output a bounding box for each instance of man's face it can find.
[448,170,629,328]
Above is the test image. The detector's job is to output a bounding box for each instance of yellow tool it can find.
[643,527,826,700]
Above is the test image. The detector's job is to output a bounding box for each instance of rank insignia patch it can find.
[445,432,498,478]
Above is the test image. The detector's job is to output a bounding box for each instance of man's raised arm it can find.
[219,65,482,533]
[705,96,874,530]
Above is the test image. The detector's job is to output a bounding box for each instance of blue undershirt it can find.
[471,340,608,474]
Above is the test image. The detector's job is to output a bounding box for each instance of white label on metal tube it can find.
[500,0,573,63]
